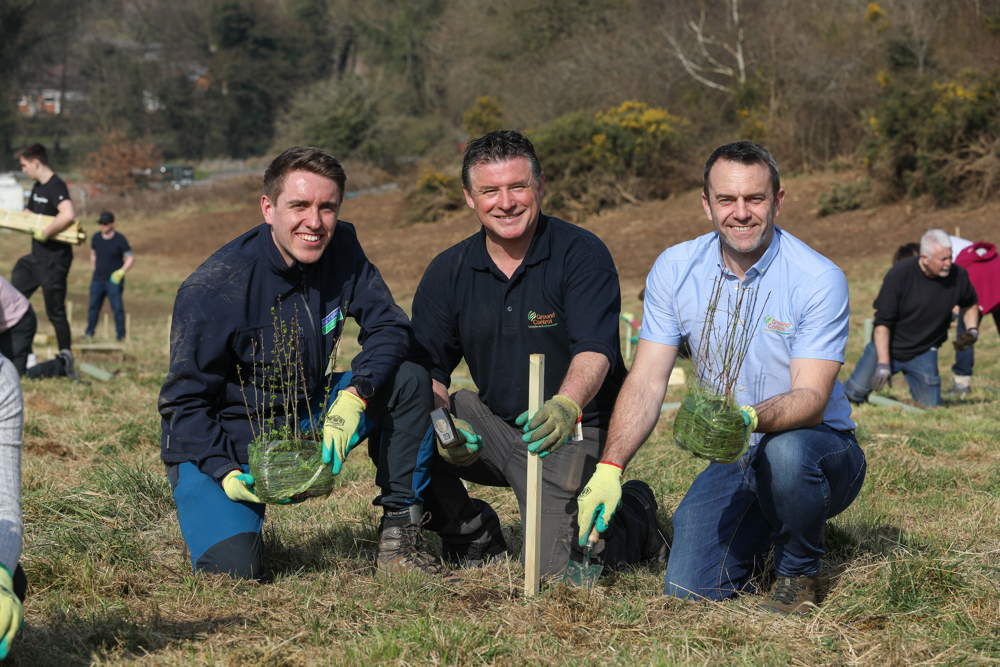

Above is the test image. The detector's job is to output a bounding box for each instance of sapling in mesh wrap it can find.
[672,272,768,464]
[249,439,335,503]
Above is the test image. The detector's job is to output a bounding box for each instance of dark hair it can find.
[461,130,542,192]
[263,146,347,204]
[893,242,920,265]
[703,141,780,199]
[15,142,49,167]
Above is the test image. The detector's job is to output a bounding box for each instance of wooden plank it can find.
[0,209,86,245]
[524,353,544,597]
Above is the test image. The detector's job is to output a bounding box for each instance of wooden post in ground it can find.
[525,353,544,597]
[66,301,73,328]
[102,312,109,339]
[166,316,172,357]
[125,313,131,342]
[624,321,633,361]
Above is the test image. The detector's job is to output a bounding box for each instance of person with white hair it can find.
[844,229,979,407]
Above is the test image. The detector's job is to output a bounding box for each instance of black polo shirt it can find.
[411,214,627,429]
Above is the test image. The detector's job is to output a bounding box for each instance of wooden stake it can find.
[66,301,73,327]
[624,322,633,361]
[525,353,544,597]
[166,315,172,357]
[103,312,109,339]
[125,313,131,342]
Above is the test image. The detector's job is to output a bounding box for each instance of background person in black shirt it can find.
[11,143,77,369]
[84,211,133,341]
[844,229,979,407]
[411,131,669,578]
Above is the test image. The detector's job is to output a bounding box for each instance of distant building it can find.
[17,89,86,116]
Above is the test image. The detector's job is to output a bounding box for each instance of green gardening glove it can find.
[30,228,47,242]
[723,405,759,464]
[322,390,366,475]
[222,470,262,504]
[0,565,23,660]
[516,394,582,457]
[110,269,125,284]
[576,462,623,546]
[436,416,482,466]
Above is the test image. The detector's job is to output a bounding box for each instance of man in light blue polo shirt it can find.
[575,141,867,615]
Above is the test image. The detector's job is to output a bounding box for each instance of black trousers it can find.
[424,389,651,577]
[0,307,65,378]
[11,252,73,351]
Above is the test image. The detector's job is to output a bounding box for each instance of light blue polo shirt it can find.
[641,226,855,435]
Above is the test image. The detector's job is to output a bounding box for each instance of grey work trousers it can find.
[424,389,650,577]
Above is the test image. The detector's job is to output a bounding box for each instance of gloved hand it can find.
[729,404,758,462]
[953,329,978,351]
[110,269,126,285]
[30,228,48,242]
[222,470,261,504]
[322,389,366,475]
[576,462,623,546]
[871,363,892,391]
[436,416,482,466]
[516,394,582,457]
[0,565,23,660]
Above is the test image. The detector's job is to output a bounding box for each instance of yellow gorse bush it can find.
[586,101,689,175]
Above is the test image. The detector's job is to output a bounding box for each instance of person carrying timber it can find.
[843,229,979,408]
[158,146,440,580]
[576,141,866,614]
[11,144,77,368]
[411,130,669,578]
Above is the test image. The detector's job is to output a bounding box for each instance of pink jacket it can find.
[956,242,1000,315]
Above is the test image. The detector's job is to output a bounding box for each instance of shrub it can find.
[463,96,505,139]
[82,129,162,195]
[865,70,1000,204]
[403,169,466,225]
[817,178,874,216]
[529,101,692,219]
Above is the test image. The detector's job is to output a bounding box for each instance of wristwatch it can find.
[349,376,375,400]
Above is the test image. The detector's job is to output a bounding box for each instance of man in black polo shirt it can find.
[12,143,78,377]
[411,130,668,578]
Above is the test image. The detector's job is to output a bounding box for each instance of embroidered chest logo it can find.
[763,315,792,335]
[527,310,558,328]
[322,307,344,335]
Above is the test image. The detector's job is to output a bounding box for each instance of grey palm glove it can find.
[871,363,892,391]
[516,394,582,457]
[436,416,482,466]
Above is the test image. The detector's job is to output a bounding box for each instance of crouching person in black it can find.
[158,147,440,580]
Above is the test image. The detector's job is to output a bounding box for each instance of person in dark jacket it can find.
[843,229,979,408]
[158,146,440,580]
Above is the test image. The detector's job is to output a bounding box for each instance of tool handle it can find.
[585,527,600,550]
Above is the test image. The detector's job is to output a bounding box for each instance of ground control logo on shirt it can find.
[527,309,558,328]
[763,315,792,335]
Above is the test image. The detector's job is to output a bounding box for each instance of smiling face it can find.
[464,157,544,246]
[702,159,784,266]
[261,169,341,266]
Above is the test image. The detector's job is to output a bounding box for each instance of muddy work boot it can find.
[621,480,671,564]
[377,505,443,575]
[758,575,818,616]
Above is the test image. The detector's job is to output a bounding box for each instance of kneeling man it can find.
[577,142,867,614]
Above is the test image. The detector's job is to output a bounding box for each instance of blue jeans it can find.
[843,342,942,407]
[665,425,866,600]
[166,366,436,578]
[953,311,999,377]
[86,279,125,339]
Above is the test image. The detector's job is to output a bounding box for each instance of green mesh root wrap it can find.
[248,439,336,504]
[671,384,746,464]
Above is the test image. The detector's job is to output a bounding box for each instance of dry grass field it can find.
[1,172,998,665]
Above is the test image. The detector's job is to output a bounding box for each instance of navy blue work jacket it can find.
[158,221,410,482]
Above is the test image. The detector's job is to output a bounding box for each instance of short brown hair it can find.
[262,146,347,204]
[15,143,49,166]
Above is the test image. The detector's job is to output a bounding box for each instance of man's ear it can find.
[463,188,475,209]
[261,195,274,225]
[701,192,713,221]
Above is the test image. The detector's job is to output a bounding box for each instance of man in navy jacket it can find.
[159,147,439,580]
